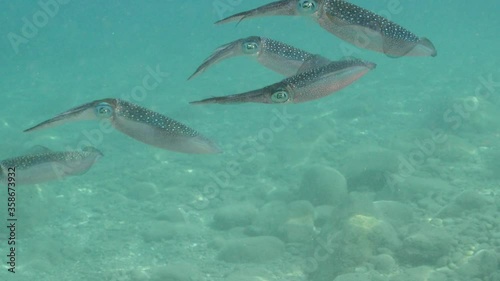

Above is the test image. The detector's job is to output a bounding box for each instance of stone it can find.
[280,201,316,242]
[453,190,489,209]
[395,176,454,201]
[373,200,414,227]
[437,190,491,218]
[340,148,401,192]
[259,184,294,202]
[288,200,315,219]
[213,203,257,230]
[314,205,334,227]
[337,214,401,265]
[433,134,477,162]
[298,165,348,206]
[399,225,452,265]
[371,254,396,274]
[252,201,289,236]
[217,236,285,263]
[456,249,498,279]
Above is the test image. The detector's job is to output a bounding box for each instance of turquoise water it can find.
[1,0,499,280]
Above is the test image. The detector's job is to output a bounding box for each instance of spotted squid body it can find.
[189,36,331,79]
[216,0,437,57]
[24,99,221,154]
[0,147,102,185]
[191,58,375,104]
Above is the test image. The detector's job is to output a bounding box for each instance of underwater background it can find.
[0,0,499,280]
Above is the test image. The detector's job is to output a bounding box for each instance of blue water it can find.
[1,1,499,280]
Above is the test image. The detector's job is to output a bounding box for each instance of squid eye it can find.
[297,0,317,14]
[242,41,260,54]
[271,89,289,103]
[95,102,113,118]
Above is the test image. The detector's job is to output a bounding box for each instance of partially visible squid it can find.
[216,0,437,58]
[189,36,331,79]
[0,146,102,185]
